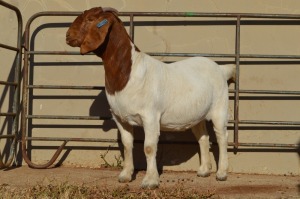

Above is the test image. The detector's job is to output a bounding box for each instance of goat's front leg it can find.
[114,116,134,183]
[141,116,160,189]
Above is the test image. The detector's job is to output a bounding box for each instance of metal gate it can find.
[21,11,300,168]
[0,0,23,168]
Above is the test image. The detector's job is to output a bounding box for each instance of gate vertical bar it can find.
[234,15,241,150]
[129,14,134,40]
[0,0,23,168]
[10,0,23,167]
[21,16,31,167]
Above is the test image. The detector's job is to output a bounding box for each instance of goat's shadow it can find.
[89,91,219,177]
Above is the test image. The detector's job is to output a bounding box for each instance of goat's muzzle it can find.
[66,31,79,47]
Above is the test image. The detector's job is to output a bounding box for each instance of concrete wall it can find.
[1,0,299,175]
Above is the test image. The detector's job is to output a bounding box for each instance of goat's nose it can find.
[66,32,71,44]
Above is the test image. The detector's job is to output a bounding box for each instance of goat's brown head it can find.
[66,7,118,54]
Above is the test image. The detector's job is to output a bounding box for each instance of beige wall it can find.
[1,0,299,175]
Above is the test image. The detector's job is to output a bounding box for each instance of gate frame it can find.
[0,0,23,168]
[21,11,300,168]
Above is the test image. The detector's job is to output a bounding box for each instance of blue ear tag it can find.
[97,19,108,28]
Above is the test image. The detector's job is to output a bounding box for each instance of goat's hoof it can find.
[197,164,212,178]
[141,177,159,189]
[197,171,210,178]
[118,176,131,183]
[118,172,132,183]
[140,182,159,189]
[216,173,227,181]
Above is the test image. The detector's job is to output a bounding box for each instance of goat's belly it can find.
[160,120,200,131]
[160,109,208,131]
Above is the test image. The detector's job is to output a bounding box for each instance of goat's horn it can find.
[102,7,119,15]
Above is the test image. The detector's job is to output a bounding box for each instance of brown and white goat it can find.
[66,7,235,188]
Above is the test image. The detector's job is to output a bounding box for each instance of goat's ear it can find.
[80,18,111,55]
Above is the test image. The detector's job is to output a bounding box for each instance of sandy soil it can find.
[0,166,299,198]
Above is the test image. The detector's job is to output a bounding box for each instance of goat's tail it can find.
[220,64,236,82]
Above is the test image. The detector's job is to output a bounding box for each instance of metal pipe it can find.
[21,3,32,169]
[19,10,300,19]
[26,115,112,120]
[26,84,300,95]
[0,135,16,139]
[0,112,17,117]
[229,142,299,148]
[0,80,18,86]
[27,50,300,59]
[25,137,299,149]
[22,141,67,169]
[129,14,134,40]
[0,0,23,168]
[27,85,105,90]
[0,43,19,52]
[229,89,300,95]
[239,120,300,125]
[233,16,241,149]
[228,119,300,125]
[27,137,119,143]
[119,12,300,19]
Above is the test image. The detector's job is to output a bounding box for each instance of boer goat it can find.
[66,7,235,189]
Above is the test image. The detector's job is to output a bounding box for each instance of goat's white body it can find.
[106,43,234,187]
[107,45,228,130]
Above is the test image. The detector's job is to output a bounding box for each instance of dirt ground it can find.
[0,166,299,198]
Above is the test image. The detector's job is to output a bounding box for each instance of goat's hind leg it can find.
[192,121,212,177]
[211,109,229,181]
[114,117,134,183]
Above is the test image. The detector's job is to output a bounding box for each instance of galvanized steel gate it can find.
[0,1,23,168]
[1,2,299,168]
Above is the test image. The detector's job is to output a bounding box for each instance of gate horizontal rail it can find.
[26,84,300,95]
[22,11,300,168]
[0,0,23,168]
[27,50,300,60]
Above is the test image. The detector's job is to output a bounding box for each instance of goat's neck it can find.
[95,23,138,95]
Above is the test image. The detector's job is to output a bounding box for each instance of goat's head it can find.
[66,7,118,54]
